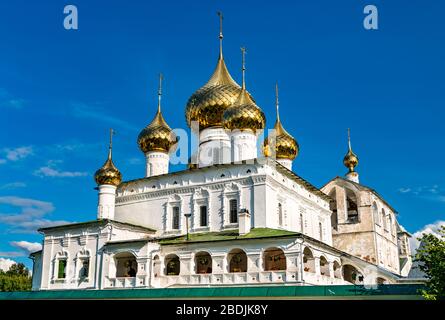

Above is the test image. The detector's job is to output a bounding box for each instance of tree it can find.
[414,225,445,300]
[0,263,32,292]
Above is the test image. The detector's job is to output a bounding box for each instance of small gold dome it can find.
[94,156,122,186]
[138,109,177,154]
[94,131,122,186]
[263,85,299,160]
[343,129,358,172]
[138,75,177,154]
[222,87,265,132]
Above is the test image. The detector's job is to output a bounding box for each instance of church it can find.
[30,14,414,291]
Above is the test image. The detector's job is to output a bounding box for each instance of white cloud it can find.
[10,241,42,254]
[0,146,33,164]
[0,182,26,190]
[0,88,26,109]
[5,146,33,161]
[0,196,73,234]
[0,251,25,257]
[0,258,16,271]
[33,160,88,178]
[72,102,138,132]
[409,220,445,254]
[398,185,445,202]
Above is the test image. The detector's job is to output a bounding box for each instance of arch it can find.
[165,254,180,276]
[382,209,387,230]
[195,251,212,274]
[263,247,286,271]
[114,252,137,278]
[303,247,315,273]
[319,256,330,276]
[343,264,364,284]
[372,202,379,225]
[345,188,359,223]
[228,248,247,273]
[278,203,283,227]
[388,214,393,235]
[152,255,161,278]
[328,189,338,230]
[333,261,342,279]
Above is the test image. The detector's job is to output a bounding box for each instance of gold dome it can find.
[222,48,265,132]
[138,75,177,154]
[94,129,122,186]
[185,12,254,130]
[343,128,358,172]
[263,84,299,160]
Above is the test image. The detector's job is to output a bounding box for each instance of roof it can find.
[105,239,150,246]
[0,284,426,300]
[158,228,299,245]
[322,176,397,213]
[38,219,156,234]
[118,157,331,203]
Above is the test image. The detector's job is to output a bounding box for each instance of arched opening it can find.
[152,255,161,278]
[165,254,180,276]
[388,214,393,235]
[377,277,388,285]
[228,249,247,273]
[328,189,338,230]
[333,261,342,279]
[303,247,315,273]
[372,202,379,225]
[319,256,330,276]
[263,248,286,271]
[382,209,387,230]
[195,251,212,274]
[114,252,138,278]
[278,203,283,227]
[343,265,363,284]
[345,189,359,223]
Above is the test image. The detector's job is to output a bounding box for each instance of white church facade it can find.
[30,15,413,291]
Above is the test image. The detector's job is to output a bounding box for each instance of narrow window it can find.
[80,258,89,278]
[200,205,208,227]
[278,203,283,226]
[229,199,238,223]
[300,213,304,233]
[319,222,323,241]
[58,259,67,279]
[172,206,180,230]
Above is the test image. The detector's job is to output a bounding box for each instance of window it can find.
[372,202,379,225]
[172,206,180,230]
[229,199,238,223]
[300,213,304,233]
[278,203,283,226]
[58,259,67,279]
[382,209,387,230]
[346,189,359,223]
[200,205,208,227]
[79,258,89,278]
[319,222,323,241]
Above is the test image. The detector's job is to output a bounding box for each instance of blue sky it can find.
[0,0,444,269]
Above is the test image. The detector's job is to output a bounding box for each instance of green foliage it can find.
[0,263,32,292]
[413,226,445,300]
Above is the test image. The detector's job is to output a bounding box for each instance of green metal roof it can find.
[38,219,156,233]
[0,284,425,300]
[158,228,299,245]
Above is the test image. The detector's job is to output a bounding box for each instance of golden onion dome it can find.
[263,84,299,160]
[138,75,178,154]
[185,12,254,130]
[343,128,359,172]
[94,129,122,186]
[222,48,265,132]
